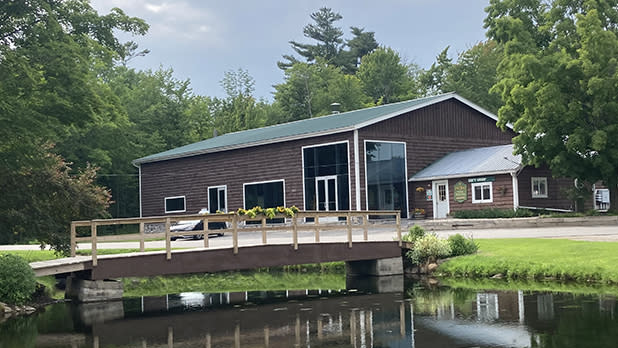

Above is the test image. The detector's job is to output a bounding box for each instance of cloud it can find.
[91,0,224,45]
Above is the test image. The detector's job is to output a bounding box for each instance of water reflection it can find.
[1,283,617,348]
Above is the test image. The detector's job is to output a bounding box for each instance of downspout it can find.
[511,171,519,211]
[132,161,143,218]
[354,130,361,211]
[511,165,524,211]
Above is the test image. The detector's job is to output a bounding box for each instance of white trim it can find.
[363,140,409,217]
[300,140,351,211]
[207,185,228,213]
[242,179,286,209]
[531,177,548,198]
[354,130,361,211]
[432,180,450,218]
[134,93,511,165]
[409,169,520,182]
[511,172,519,210]
[138,165,142,218]
[164,195,186,213]
[471,182,493,203]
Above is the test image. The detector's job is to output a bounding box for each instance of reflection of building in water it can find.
[74,288,618,348]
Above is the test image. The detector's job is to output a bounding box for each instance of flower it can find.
[416,186,425,193]
[414,208,425,215]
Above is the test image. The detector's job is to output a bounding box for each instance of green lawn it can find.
[1,248,167,263]
[439,239,618,284]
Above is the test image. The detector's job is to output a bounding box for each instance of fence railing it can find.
[70,210,402,266]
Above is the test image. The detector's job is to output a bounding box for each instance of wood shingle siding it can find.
[358,99,514,211]
[517,166,574,211]
[141,132,355,216]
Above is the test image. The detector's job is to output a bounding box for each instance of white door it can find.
[433,180,449,218]
[316,176,338,211]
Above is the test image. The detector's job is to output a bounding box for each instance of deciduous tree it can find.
[486,0,618,211]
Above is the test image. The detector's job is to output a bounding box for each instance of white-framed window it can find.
[472,182,493,203]
[164,196,186,213]
[531,177,548,198]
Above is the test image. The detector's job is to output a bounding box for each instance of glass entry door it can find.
[316,176,337,211]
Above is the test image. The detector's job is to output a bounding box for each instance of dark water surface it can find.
[1,284,617,347]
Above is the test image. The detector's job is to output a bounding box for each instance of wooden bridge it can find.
[31,211,405,284]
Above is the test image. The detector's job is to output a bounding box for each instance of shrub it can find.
[448,234,479,257]
[450,208,535,219]
[402,225,426,242]
[0,254,37,304]
[406,234,451,264]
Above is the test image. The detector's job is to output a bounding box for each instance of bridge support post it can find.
[345,257,404,293]
[65,277,123,303]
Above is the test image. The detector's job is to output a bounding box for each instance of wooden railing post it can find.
[232,215,238,254]
[292,215,298,250]
[396,211,402,246]
[347,212,353,248]
[261,217,267,244]
[314,215,320,242]
[91,222,98,267]
[165,218,171,260]
[139,222,145,252]
[203,218,209,248]
[70,222,76,257]
[362,214,368,241]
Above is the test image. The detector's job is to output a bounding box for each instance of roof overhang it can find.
[409,168,521,182]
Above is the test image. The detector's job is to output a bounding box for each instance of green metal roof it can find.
[134,93,494,165]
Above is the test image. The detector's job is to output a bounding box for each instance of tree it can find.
[485,0,618,211]
[278,8,378,73]
[444,41,505,113]
[0,143,110,253]
[357,47,417,104]
[278,7,344,70]
[0,0,148,242]
[420,47,453,95]
[274,60,371,122]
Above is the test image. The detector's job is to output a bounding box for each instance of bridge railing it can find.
[71,210,402,266]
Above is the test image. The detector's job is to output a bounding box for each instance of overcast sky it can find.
[91,0,491,100]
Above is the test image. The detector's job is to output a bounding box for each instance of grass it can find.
[1,248,169,263]
[439,239,618,284]
[440,277,618,297]
[122,267,346,297]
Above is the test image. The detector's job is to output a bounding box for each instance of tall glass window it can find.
[365,141,408,218]
[303,143,350,211]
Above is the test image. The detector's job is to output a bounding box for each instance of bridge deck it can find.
[31,241,402,279]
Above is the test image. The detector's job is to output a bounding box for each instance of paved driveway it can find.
[1,225,616,251]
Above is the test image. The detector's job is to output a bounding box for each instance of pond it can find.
[1,281,617,348]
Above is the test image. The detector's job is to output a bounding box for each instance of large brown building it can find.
[133,93,587,219]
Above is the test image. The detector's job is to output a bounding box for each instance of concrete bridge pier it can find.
[345,257,404,293]
[65,277,123,303]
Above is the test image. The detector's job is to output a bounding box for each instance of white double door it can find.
[315,176,338,212]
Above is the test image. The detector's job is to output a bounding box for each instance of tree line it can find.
[1,1,616,252]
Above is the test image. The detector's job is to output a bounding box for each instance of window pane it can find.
[165,197,185,212]
[474,186,482,201]
[366,142,407,217]
[208,188,217,213]
[483,185,491,200]
[219,190,226,211]
[540,180,546,195]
